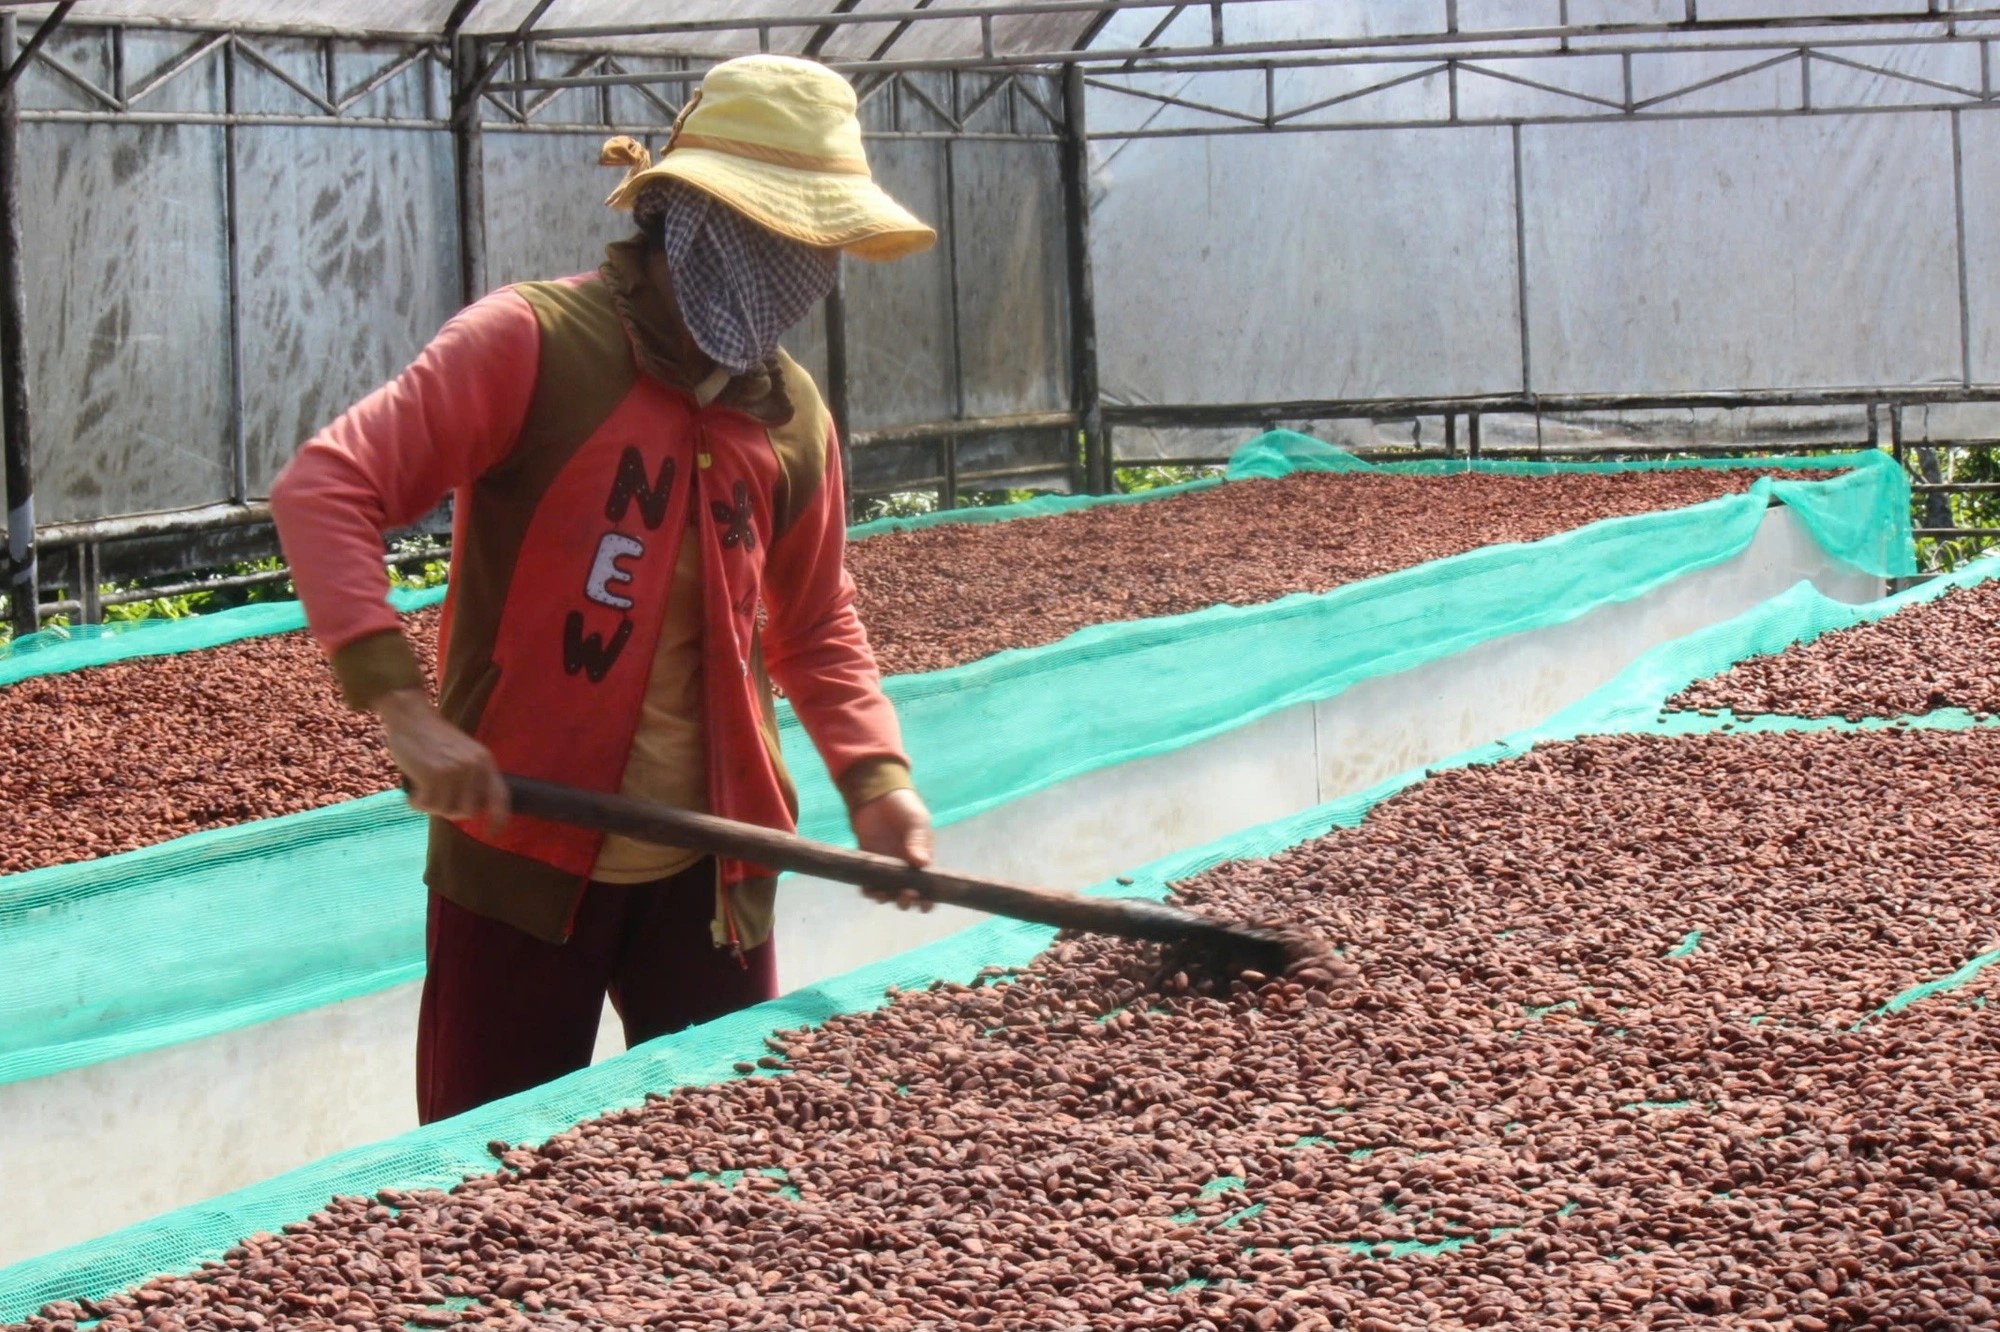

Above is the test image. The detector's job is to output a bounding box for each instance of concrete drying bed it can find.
[11,723,1998,1331]
[1,466,1820,875]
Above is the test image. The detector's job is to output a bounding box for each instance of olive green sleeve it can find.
[836,756,916,812]
[329,629,426,711]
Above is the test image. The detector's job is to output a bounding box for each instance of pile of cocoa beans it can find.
[849,469,1815,675]
[1,467,1806,875]
[1673,578,2000,721]
[16,726,1998,1332]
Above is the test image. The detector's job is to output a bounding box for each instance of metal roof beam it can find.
[2,0,76,92]
[457,0,558,111]
[802,0,866,59]
[522,0,1276,45]
[500,2,1997,55]
[487,10,2000,89]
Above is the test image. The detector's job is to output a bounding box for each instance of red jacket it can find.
[271,251,909,946]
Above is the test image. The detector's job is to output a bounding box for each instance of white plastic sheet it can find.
[1520,113,1961,395]
[1093,127,1525,407]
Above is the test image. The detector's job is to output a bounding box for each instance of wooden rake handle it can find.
[501,775,1266,954]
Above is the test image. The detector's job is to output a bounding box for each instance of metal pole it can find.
[824,260,856,522]
[941,99,965,511]
[223,39,248,504]
[1511,121,1533,396]
[79,540,100,626]
[0,13,36,639]
[942,422,960,509]
[452,35,489,303]
[1060,64,1108,494]
[1953,108,1973,389]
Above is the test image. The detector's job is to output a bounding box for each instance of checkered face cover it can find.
[637,180,839,375]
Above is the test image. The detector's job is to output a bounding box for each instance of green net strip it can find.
[0,585,447,688]
[1529,551,2000,741]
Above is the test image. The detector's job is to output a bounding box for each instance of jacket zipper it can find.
[694,416,747,966]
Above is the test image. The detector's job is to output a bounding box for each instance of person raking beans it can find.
[271,55,937,1125]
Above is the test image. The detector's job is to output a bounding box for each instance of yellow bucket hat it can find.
[601,54,936,262]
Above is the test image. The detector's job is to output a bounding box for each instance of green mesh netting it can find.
[5,615,1989,1323]
[0,442,1910,1095]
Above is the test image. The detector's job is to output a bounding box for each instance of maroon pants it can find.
[416,857,777,1124]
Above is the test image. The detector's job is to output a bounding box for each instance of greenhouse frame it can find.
[7,1,2000,638]
[21,6,2000,1325]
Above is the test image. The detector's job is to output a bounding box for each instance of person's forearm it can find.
[270,450,425,709]
[271,290,543,709]
[376,686,510,828]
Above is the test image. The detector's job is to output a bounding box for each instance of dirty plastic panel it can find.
[235,126,460,495]
[1520,113,1961,394]
[842,136,958,431]
[481,129,631,289]
[949,138,1070,420]
[19,122,234,523]
[1091,125,1524,408]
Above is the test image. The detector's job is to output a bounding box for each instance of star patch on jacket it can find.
[712,479,758,552]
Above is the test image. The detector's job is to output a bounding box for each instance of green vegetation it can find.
[1911,444,2000,573]
[1115,463,1221,492]
[0,540,447,651]
[851,463,1216,523]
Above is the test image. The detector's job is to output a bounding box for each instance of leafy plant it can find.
[1116,463,1221,493]
[0,541,453,651]
[955,487,1042,508]
[1915,444,2000,574]
[853,491,942,522]
[387,538,451,592]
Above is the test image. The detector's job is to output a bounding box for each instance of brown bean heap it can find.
[0,610,441,875]
[848,469,1814,677]
[16,726,2000,1332]
[3,468,1805,876]
[1671,578,2000,721]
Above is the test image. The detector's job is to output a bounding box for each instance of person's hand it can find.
[376,687,510,832]
[853,788,935,912]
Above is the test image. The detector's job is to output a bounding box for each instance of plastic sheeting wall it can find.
[6,23,1069,530]
[844,139,958,430]
[1093,110,1974,418]
[1093,127,1523,408]
[1520,114,1961,395]
[9,29,461,523]
[481,130,638,289]
[236,128,459,495]
[843,75,1070,439]
[19,121,234,522]
[1086,2,2000,458]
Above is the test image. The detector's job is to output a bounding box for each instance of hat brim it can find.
[607,150,937,262]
